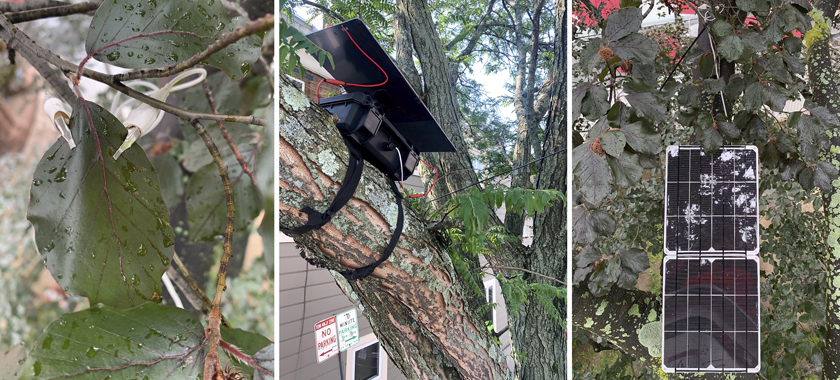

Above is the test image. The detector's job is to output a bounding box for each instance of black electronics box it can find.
[320,93,419,181]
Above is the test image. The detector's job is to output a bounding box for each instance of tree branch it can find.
[450,0,497,61]
[189,118,235,380]
[300,0,345,22]
[0,13,267,126]
[5,2,99,23]
[0,0,68,12]
[111,14,274,81]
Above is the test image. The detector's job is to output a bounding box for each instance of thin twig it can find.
[189,118,235,380]
[300,0,345,22]
[111,15,274,81]
[202,80,257,186]
[0,14,266,126]
[1,33,75,102]
[0,0,67,12]
[5,2,99,23]
[481,265,566,285]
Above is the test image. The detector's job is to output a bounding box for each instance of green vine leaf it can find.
[27,100,175,309]
[85,0,262,80]
[220,327,271,378]
[26,304,205,379]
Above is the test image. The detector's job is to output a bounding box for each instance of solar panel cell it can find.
[662,146,760,373]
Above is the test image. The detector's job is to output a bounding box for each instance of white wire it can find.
[395,147,404,182]
[700,7,728,118]
[161,272,184,309]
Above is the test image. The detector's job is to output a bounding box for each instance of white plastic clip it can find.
[112,68,207,160]
[43,92,76,149]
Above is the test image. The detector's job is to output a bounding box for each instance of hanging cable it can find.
[659,23,708,92]
[431,148,567,202]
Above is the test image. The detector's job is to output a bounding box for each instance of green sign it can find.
[336,308,359,351]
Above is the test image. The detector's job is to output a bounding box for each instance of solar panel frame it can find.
[661,145,761,373]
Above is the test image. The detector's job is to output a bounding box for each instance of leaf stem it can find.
[189,119,235,380]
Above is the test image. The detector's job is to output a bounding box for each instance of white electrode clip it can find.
[112,68,207,160]
[43,92,76,149]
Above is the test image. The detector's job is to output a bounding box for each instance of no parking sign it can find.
[314,316,338,363]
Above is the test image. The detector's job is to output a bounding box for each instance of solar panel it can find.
[661,146,760,373]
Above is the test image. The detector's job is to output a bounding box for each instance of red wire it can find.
[323,27,389,89]
[403,159,438,199]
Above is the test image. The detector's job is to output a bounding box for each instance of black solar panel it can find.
[661,146,760,373]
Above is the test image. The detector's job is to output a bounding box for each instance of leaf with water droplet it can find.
[85,0,261,80]
[27,99,175,309]
[26,304,205,379]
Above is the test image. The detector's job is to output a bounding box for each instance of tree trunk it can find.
[279,74,511,379]
[508,3,567,379]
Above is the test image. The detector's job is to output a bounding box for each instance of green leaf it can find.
[718,35,745,62]
[619,248,649,273]
[698,126,723,154]
[603,7,642,43]
[151,153,184,209]
[573,207,616,245]
[736,0,766,12]
[577,246,603,268]
[763,85,788,112]
[621,122,661,155]
[185,160,263,242]
[458,187,491,238]
[85,0,262,80]
[600,130,626,157]
[26,304,205,379]
[810,106,840,128]
[717,121,741,140]
[799,166,815,191]
[624,91,667,123]
[615,267,639,290]
[607,153,643,187]
[252,344,274,380]
[814,161,838,191]
[581,84,610,120]
[27,100,175,309]
[610,33,659,63]
[574,143,612,206]
[712,21,734,37]
[743,82,764,112]
[589,256,621,296]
